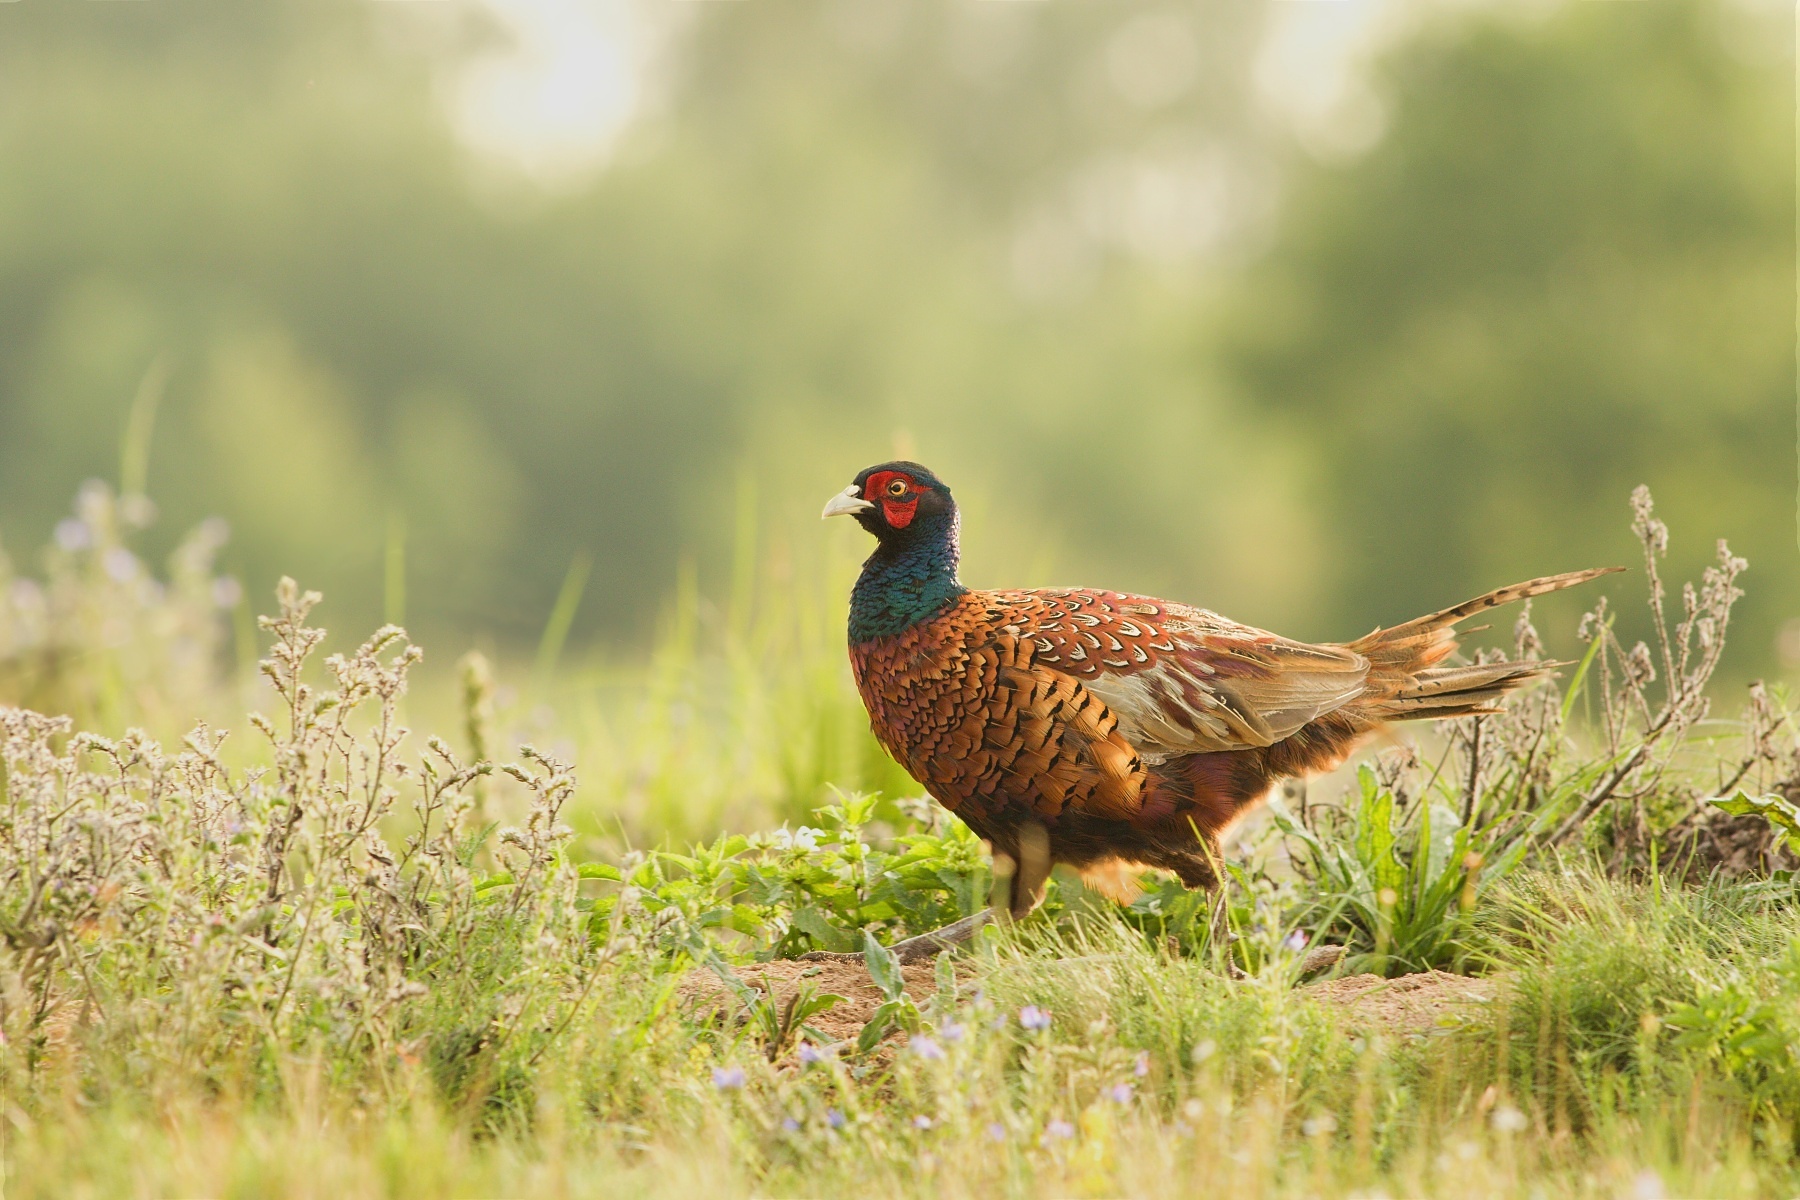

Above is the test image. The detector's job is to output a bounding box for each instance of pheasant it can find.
[818,461,1619,964]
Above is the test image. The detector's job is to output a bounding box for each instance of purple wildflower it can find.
[798,1043,830,1066]
[1041,1119,1076,1145]
[781,1117,801,1133]
[1109,1083,1134,1104]
[986,1122,1008,1142]
[938,1021,966,1043]
[1284,928,1309,953]
[826,1108,846,1129]
[909,1034,944,1061]
[1134,1051,1151,1078]
[1018,1005,1051,1032]
[913,1115,934,1130]
[711,1066,745,1090]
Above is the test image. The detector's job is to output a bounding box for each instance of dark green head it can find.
[823,462,965,642]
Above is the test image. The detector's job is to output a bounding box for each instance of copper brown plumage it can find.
[821,461,1620,957]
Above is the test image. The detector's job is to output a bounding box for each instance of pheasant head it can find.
[823,462,966,642]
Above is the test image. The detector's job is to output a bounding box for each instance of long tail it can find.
[1343,567,1623,724]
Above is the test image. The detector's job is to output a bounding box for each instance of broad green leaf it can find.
[701,952,758,1008]
[792,906,856,953]
[1352,768,1405,895]
[726,904,765,936]
[933,948,957,1004]
[1709,791,1800,851]
[1424,803,1462,887]
[791,989,846,1025]
[862,929,906,1001]
[857,1000,901,1056]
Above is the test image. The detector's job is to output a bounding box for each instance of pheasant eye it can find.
[886,479,908,497]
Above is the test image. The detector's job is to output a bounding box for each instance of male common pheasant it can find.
[820,461,1618,962]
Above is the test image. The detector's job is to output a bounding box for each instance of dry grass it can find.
[0,483,1796,1197]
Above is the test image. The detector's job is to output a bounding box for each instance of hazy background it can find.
[1,0,1793,685]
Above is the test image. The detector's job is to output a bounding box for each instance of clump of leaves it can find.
[1274,487,1754,975]
[1708,790,1800,856]
[854,931,925,1055]
[701,956,846,1061]
[1664,980,1792,1082]
[593,791,1000,960]
[1274,766,1521,975]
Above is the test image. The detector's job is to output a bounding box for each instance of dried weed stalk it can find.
[1304,486,1751,869]
[0,579,626,1109]
[1542,486,1745,849]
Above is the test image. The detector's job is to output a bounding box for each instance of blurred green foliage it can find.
[0,0,1790,681]
[1228,0,1794,663]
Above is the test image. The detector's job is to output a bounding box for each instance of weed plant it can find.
[0,486,1797,1197]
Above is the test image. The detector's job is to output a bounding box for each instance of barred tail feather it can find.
[1359,659,1564,722]
[1343,566,1621,726]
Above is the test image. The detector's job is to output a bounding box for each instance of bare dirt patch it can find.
[1305,970,1500,1035]
[682,957,1501,1046]
[678,957,941,1045]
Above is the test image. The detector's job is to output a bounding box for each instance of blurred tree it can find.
[0,0,1300,653]
[0,0,1789,688]
[1225,0,1794,677]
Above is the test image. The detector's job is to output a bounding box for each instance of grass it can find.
[1,481,1798,1198]
[8,894,1799,1198]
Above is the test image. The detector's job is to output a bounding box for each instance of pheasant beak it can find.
[821,485,874,520]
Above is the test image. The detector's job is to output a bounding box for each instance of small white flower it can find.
[9,580,44,613]
[119,494,157,528]
[54,519,92,553]
[771,825,823,852]
[103,548,139,583]
[1302,1113,1337,1137]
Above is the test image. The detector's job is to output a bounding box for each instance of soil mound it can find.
[678,957,939,1045]
[1305,969,1499,1034]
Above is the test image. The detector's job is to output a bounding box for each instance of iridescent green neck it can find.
[848,509,966,643]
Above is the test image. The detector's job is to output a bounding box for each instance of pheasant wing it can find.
[992,590,1370,758]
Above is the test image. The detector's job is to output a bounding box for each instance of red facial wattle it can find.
[884,496,920,528]
[862,471,923,529]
